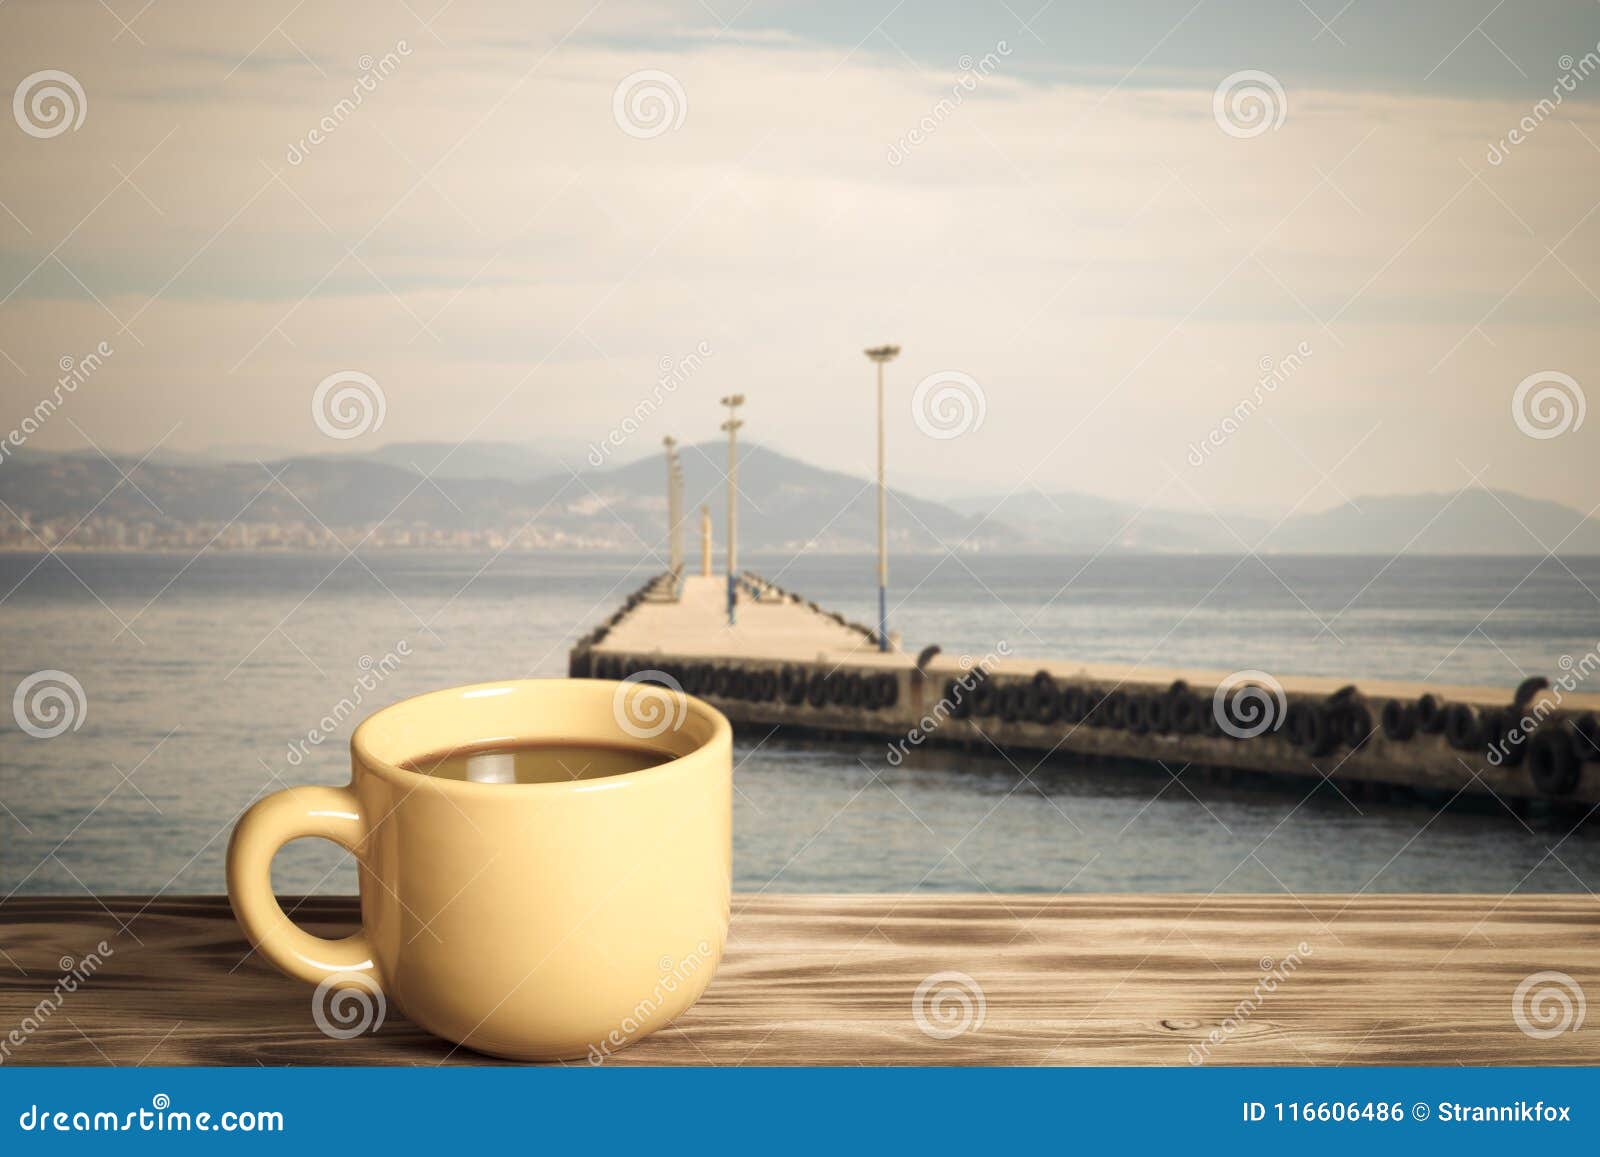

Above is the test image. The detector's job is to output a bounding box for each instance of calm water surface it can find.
[1,550,1596,896]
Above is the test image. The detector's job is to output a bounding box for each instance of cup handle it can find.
[226,784,377,988]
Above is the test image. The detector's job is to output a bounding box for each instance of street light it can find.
[662,436,680,573]
[720,394,745,626]
[863,346,900,652]
[671,461,684,574]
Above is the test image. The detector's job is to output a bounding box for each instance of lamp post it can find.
[700,504,712,577]
[720,394,745,626]
[863,345,900,652]
[662,436,680,573]
[671,461,684,574]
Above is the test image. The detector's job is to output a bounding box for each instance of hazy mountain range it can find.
[4,441,1598,555]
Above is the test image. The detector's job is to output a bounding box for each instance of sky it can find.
[1,0,1598,514]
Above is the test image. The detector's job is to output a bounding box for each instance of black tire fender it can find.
[1380,698,1417,741]
[1530,727,1581,795]
[1444,703,1483,751]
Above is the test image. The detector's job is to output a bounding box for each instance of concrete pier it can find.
[570,572,1600,808]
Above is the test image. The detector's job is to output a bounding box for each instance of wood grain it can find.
[1,895,1595,1065]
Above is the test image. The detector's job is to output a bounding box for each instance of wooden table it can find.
[2,895,1595,1065]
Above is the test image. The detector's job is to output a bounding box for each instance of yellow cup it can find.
[226,677,732,1061]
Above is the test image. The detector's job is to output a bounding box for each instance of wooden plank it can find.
[2,895,1596,1065]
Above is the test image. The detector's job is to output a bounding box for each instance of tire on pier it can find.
[1285,701,1337,756]
[1030,673,1061,725]
[1380,698,1417,741]
[1481,707,1525,767]
[1166,681,1201,735]
[690,663,717,696]
[1443,703,1483,752]
[945,678,974,719]
[1059,685,1088,725]
[711,666,733,698]
[970,678,999,718]
[1572,713,1600,763]
[1077,688,1104,727]
[1529,726,1582,796]
[780,664,808,705]
[1101,690,1129,731]
[1338,700,1375,751]
[756,668,779,702]
[872,672,899,710]
[806,671,829,708]
[1000,681,1027,723]
[843,672,868,708]
[1120,691,1158,736]
[1416,693,1445,734]
[1144,692,1173,734]
[828,673,853,707]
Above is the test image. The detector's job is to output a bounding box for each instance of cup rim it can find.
[349,677,731,797]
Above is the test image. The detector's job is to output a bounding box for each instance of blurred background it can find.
[2,0,1598,899]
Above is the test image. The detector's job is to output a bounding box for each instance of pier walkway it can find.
[573,573,1600,808]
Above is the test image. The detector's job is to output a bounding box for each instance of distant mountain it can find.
[3,441,1598,555]
[12,441,582,482]
[340,441,573,482]
[0,454,528,530]
[0,442,1014,552]
[586,442,1013,553]
[1259,489,1600,555]
[951,490,1271,552]
[957,487,1600,555]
